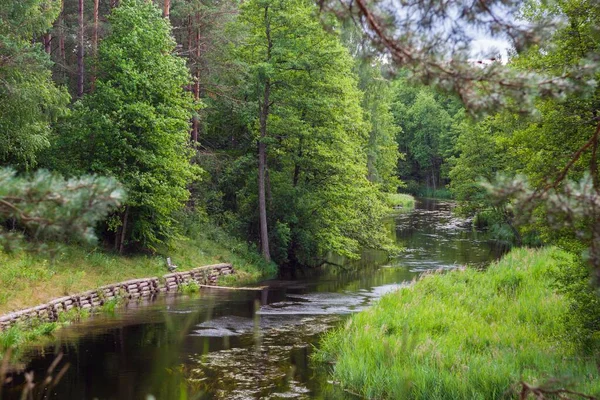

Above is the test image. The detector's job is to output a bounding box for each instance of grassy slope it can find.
[0,225,275,315]
[316,247,600,399]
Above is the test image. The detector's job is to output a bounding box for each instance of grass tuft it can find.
[385,193,416,211]
[179,280,200,294]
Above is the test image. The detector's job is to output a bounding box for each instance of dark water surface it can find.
[4,199,505,399]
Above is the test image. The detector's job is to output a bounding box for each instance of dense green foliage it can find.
[391,78,463,197]
[1,0,600,395]
[51,0,198,251]
[0,0,69,168]
[191,0,394,266]
[2,0,400,263]
[317,248,600,399]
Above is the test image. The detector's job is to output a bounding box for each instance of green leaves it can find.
[227,0,393,265]
[391,78,462,193]
[0,0,61,38]
[53,0,199,251]
[0,0,69,170]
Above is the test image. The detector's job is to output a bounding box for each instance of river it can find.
[3,199,506,399]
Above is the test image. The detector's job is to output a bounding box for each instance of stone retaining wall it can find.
[0,263,234,330]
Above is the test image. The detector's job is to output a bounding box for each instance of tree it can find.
[391,78,462,194]
[53,0,198,252]
[0,0,70,169]
[168,0,239,143]
[342,23,401,193]
[231,0,392,265]
[77,0,84,97]
[361,66,401,192]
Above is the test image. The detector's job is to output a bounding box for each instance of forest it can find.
[1,0,600,398]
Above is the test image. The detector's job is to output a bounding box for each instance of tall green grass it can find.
[417,186,453,199]
[316,248,600,399]
[386,193,416,211]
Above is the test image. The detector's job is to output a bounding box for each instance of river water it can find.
[4,199,505,399]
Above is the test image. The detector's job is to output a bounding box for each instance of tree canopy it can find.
[51,0,198,251]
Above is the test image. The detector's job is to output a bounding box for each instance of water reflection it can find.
[3,199,504,399]
[391,199,507,271]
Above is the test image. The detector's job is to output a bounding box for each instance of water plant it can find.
[179,281,200,295]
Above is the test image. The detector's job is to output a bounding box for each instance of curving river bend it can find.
[4,199,506,399]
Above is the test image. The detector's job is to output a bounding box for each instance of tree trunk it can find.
[191,12,201,143]
[43,33,52,54]
[91,0,99,91]
[258,5,273,262]
[501,206,522,247]
[118,206,129,254]
[77,0,85,98]
[163,0,170,18]
[258,123,271,262]
[58,2,65,63]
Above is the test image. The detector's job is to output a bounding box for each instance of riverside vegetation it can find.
[316,248,600,399]
[1,0,600,398]
[0,220,275,355]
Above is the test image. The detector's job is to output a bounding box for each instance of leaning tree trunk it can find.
[77,0,85,98]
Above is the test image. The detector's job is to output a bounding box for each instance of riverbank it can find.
[0,224,275,354]
[316,247,600,399]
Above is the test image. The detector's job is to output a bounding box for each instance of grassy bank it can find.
[0,223,275,354]
[0,224,274,315]
[386,193,416,211]
[316,247,600,399]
